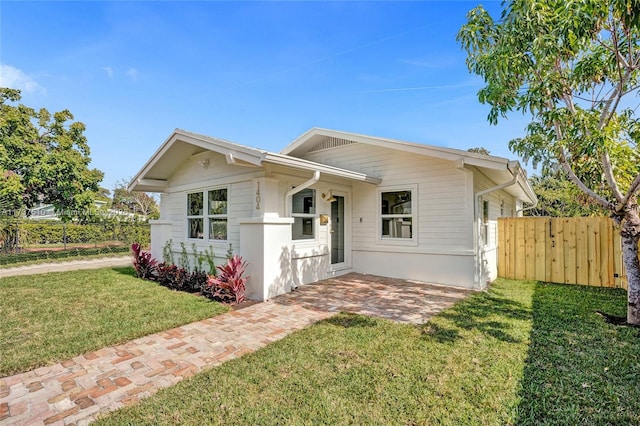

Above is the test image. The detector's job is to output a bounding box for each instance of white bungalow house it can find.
[129,128,537,300]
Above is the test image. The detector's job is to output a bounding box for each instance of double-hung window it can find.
[187,188,228,241]
[187,192,204,239]
[208,188,228,240]
[380,189,414,241]
[292,188,315,240]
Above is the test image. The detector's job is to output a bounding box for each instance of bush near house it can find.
[131,244,248,304]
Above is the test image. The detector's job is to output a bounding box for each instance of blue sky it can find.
[1,1,532,192]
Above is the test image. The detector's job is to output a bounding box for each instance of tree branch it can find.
[601,151,625,202]
[558,149,612,209]
[616,172,640,213]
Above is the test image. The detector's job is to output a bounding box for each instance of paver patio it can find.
[0,273,472,425]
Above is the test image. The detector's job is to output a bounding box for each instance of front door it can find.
[331,195,345,265]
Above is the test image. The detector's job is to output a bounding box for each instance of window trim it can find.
[207,187,229,241]
[377,185,418,246]
[291,188,317,242]
[186,192,204,240]
[481,198,490,247]
[186,186,229,242]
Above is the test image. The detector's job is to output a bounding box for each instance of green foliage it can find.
[202,246,216,275]
[0,246,131,267]
[179,241,190,270]
[0,88,104,221]
[4,221,150,247]
[226,243,234,260]
[527,172,608,216]
[111,178,159,219]
[457,0,640,211]
[162,239,174,264]
[459,0,640,322]
[467,147,491,155]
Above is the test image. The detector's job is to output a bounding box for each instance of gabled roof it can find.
[128,129,381,192]
[282,128,537,203]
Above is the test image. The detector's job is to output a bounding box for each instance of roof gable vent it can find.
[308,137,356,153]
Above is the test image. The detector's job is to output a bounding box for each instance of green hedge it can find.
[0,245,132,266]
[1,221,150,248]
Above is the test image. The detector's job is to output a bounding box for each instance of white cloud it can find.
[0,64,45,94]
[102,66,114,78]
[126,68,138,81]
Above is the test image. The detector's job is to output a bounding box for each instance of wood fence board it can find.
[576,218,589,285]
[497,218,505,278]
[563,218,577,284]
[600,218,611,287]
[515,220,527,280]
[587,219,601,287]
[497,216,637,289]
[534,219,547,281]
[550,218,564,284]
[508,219,516,279]
[525,219,536,279]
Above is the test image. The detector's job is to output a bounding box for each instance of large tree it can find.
[0,88,104,221]
[112,179,159,219]
[458,0,640,324]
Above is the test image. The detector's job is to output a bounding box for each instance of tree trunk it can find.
[621,209,640,325]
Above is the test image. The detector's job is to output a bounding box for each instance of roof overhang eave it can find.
[264,153,382,185]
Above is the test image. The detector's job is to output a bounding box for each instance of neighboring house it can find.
[129,128,537,300]
[28,200,109,220]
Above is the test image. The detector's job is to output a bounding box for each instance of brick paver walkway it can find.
[277,273,473,324]
[0,273,472,425]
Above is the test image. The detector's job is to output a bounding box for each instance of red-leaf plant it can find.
[131,243,158,280]
[207,255,249,304]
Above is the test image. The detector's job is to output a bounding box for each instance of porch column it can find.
[149,220,172,261]
[239,217,294,301]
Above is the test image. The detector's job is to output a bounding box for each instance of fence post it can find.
[14,221,19,254]
[63,222,67,250]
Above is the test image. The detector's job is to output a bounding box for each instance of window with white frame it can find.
[187,188,228,241]
[187,192,204,239]
[208,188,228,240]
[291,188,315,240]
[482,199,490,245]
[380,189,414,240]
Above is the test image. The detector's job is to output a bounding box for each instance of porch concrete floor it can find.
[274,272,474,324]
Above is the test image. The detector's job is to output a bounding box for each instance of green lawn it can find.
[95,279,640,425]
[0,267,229,376]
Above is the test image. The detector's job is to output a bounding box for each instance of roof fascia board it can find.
[264,153,382,184]
[129,130,266,191]
[176,131,265,166]
[129,130,181,192]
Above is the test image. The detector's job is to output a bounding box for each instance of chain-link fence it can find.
[0,220,150,266]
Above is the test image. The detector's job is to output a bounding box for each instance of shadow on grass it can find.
[421,288,531,344]
[111,266,136,277]
[516,282,640,425]
[324,313,379,328]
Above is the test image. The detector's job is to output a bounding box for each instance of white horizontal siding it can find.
[305,144,473,253]
[158,154,257,263]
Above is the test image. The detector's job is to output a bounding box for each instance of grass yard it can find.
[95,279,640,426]
[0,267,229,376]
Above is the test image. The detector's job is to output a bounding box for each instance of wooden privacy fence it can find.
[497,217,628,289]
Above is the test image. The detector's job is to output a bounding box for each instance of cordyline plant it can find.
[207,255,249,304]
[131,243,157,280]
[458,0,640,325]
